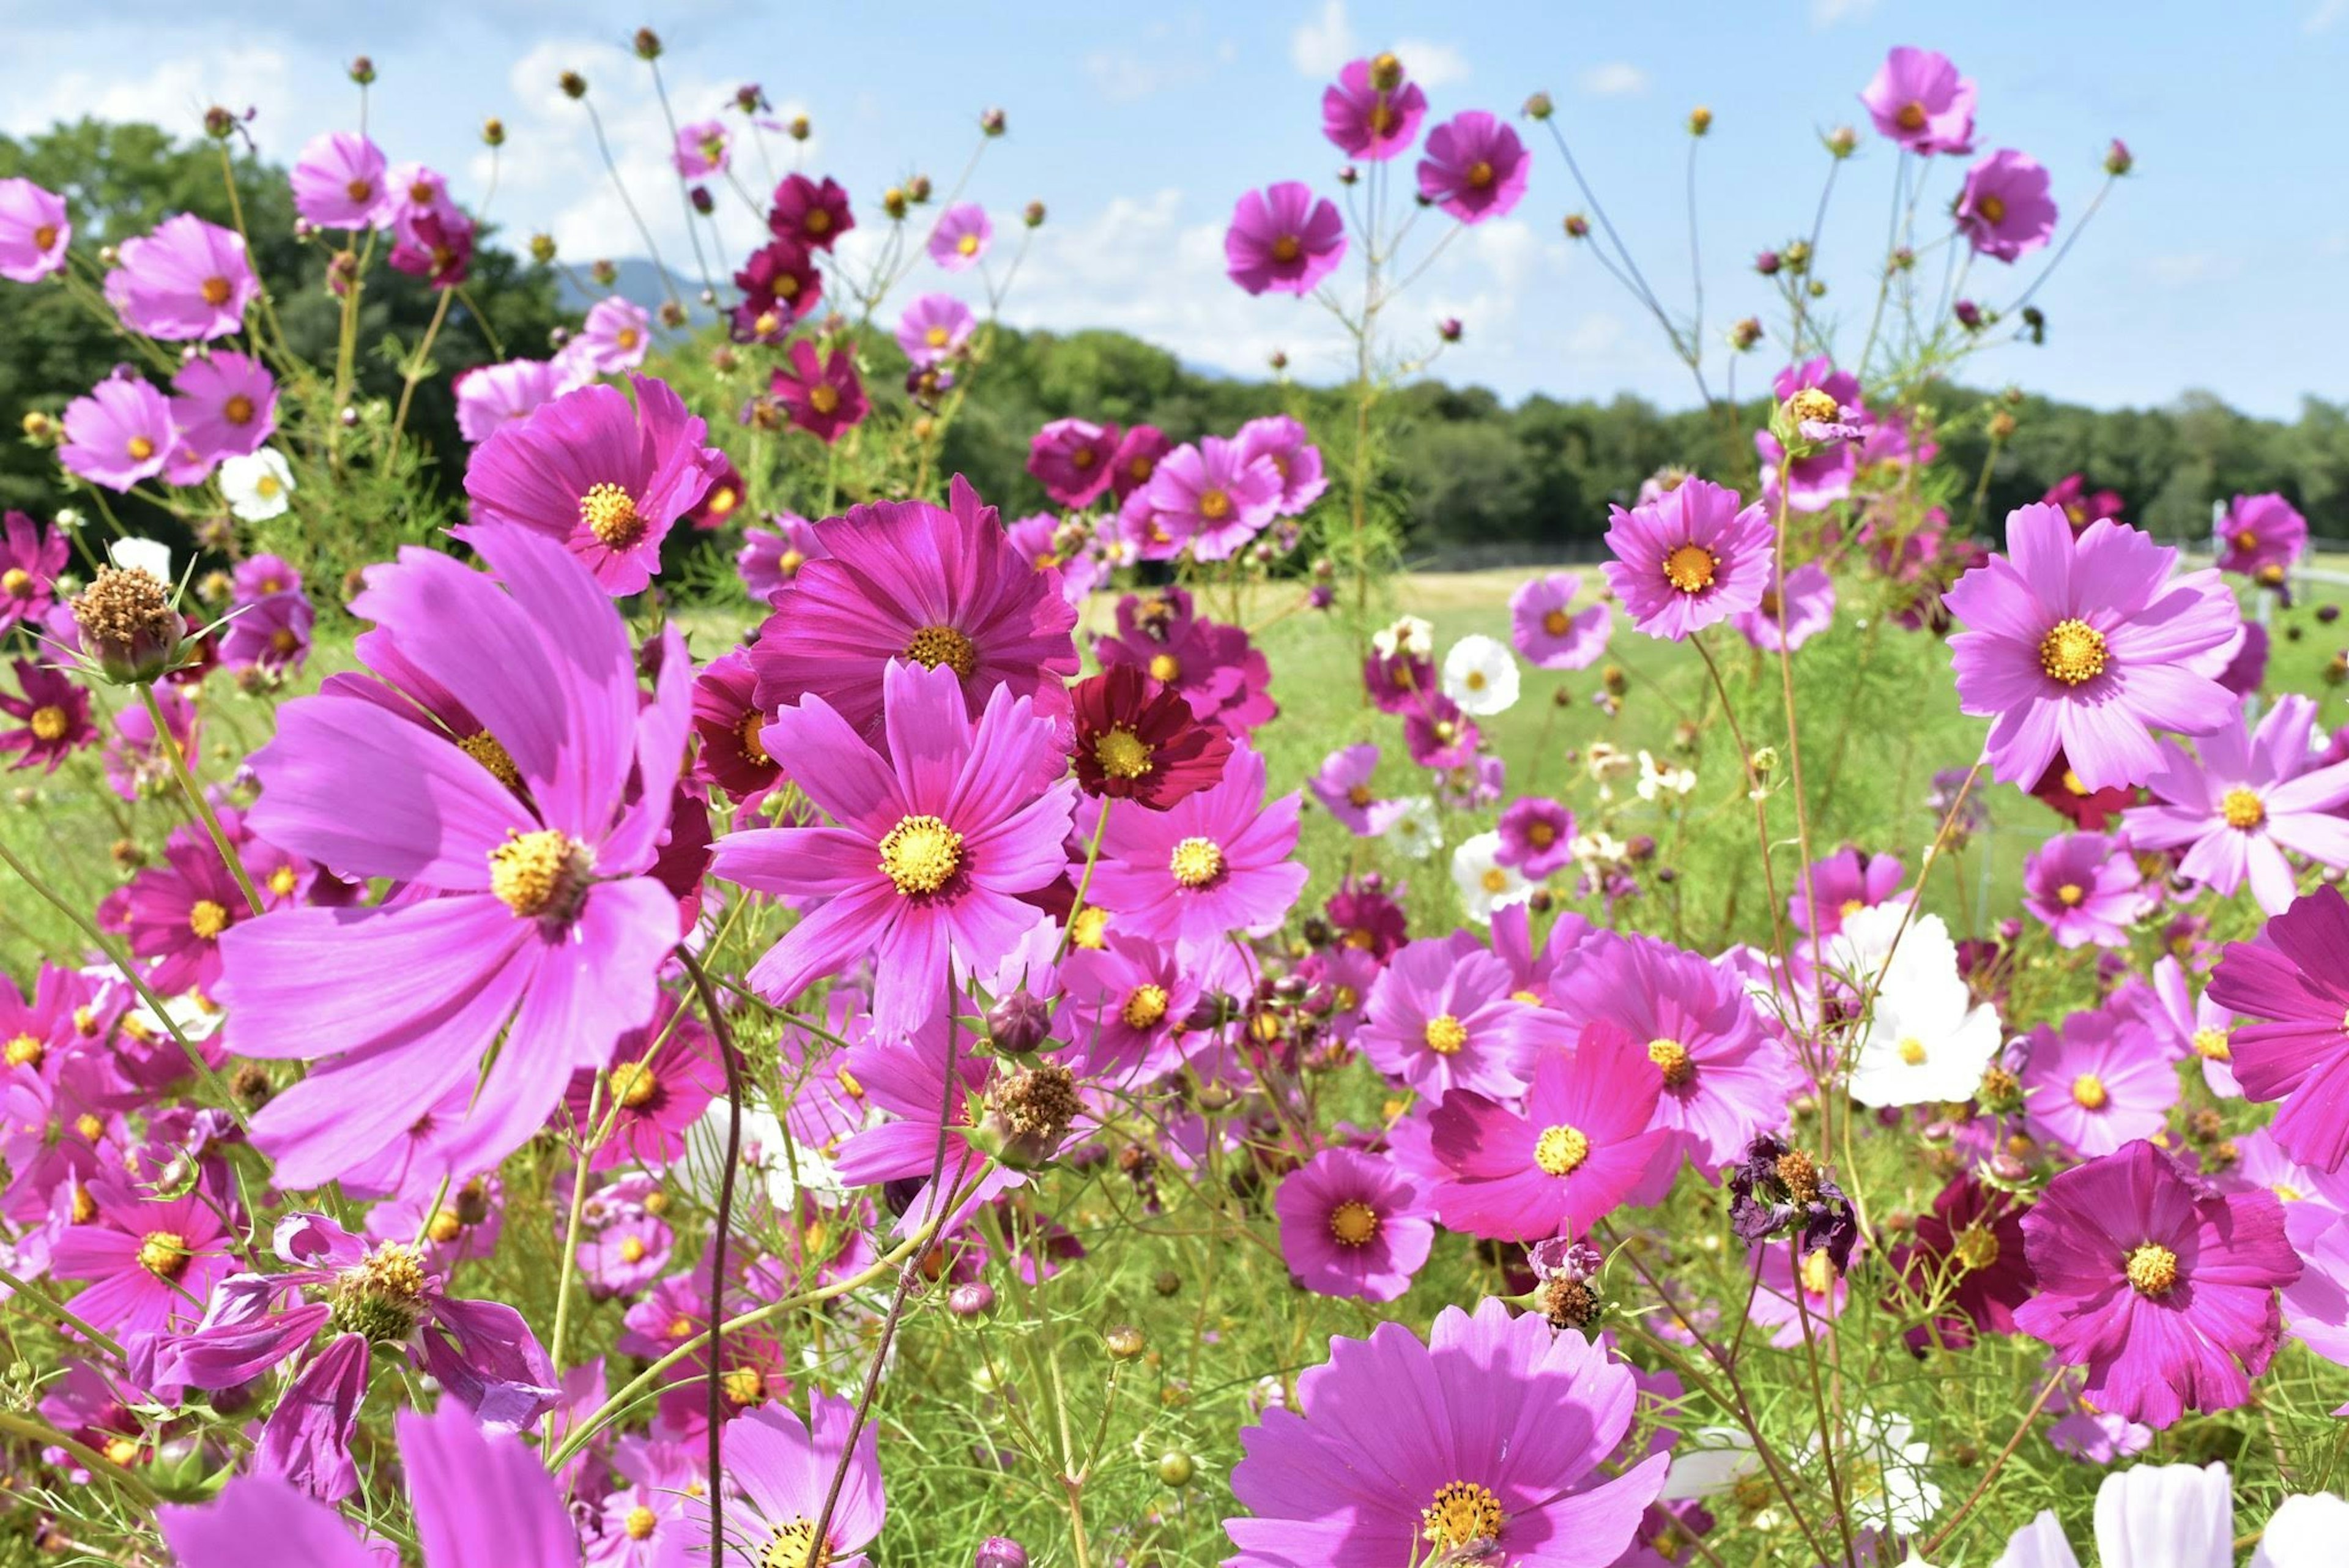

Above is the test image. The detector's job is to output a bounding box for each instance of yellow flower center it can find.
[1648,1037,1693,1085]
[1328,1199,1381,1247]
[256,474,282,499]
[904,623,978,680]
[625,1506,658,1541]
[1896,100,1928,132]
[31,223,58,250]
[2222,787,2265,830]
[1094,725,1153,779]
[1542,608,1572,636]
[877,814,963,896]
[1,567,29,596]
[1976,193,2008,225]
[760,1518,831,1568]
[1480,867,1508,894]
[954,232,981,258]
[1952,1224,2000,1272]
[619,1235,647,1263]
[609,1060,659,1109]
[187,899,229,940]
[924,324,950,347]
[1663,543,1718,594]
[1898,1037,1928,1066]
[459,730,522,789]
[613,327,640,354]
[1527,820,1556,847]
[1423,1014,1468,1056]
[125,435,155,461]
[2071,1073,2109,1110]
[1345,783,1373,809]
[1071,905,1110,949]
[2055,883,2086,908]
[2038,619,2107,685]
[579,482,645,549]
[2124,1241,2178,1297]
[1422,1481,1505,1556]
[29,705,69,742]
[138,1230,190,1279]
[1168,836,1223,888]
[1197,488,1233,522]
[807,383,840,415]
[200,275,232,307]
[488,829,592,920]
[4,1034,40,1069]
[1271,234,1302,263]
[1120,984,1169,1030]
[721,1367,767,1408]
[1147,652,1181,683]
[1800,1247,1838,1298]
[738,710,773,766]
[2192,1027,2232,1062]
[1534,1124,1590,1176]
[73,1113,102,1142]
[223,393,255,426]
[1466,160,1496,189]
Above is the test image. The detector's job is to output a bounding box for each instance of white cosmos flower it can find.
[1441,633,1520,716]
[1838,1408,1940,1536]
[220,449,295,521]
[1658,1426,1759,1501]
[1385,796,1441,860]
[1636,749,1695,801]
[108,537,173,581]
[1450,829,1531,924]
[1827,902,1959,997]
[1371,614,1432,660]
[1847,972,2003,1107]
[1994,1460,2347,1568]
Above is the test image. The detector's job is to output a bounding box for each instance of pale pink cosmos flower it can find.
[2125,694,2349,915]
[0,176,70,281]
[103,213,256,340]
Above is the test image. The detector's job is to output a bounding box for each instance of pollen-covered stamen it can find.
[1799,1248,1839,1298]
[126,435,155,461]
[2221,787,2266,830]
[738,709,773,766]
[620,1235,647,1263]
[345,177,375,203]
[1421,1480,1505,1555]
[1480,867,1508,895]
[877,814,963,896]
[807,384,841,415]
[1271,234,1302,263]
[187,899,229,940]
[1147,652,1182,683]
[29,705,69,742]
[1976,193,2008,225]
[1423,1014,1468,1057]
[2071,1073,2109,1110]
[2124,1241,2179,1297]
[1466,159,1496,189]
[579,482,647,549]
[1898,1037,1928,1066]
[2037,618,2107,686]
[609,1060,659,1109]
[1534,1124,1590,1176]
[2055,883,2087,908]
[956,233,980,256]
[1662,542,1718,594]
[1896,100,1928,132]
[1197,488,1233,522]
[904,622,978,679]
[1120,984,1169,1030]
[721,1367,768,1407]
[31,224,58,250]
[137,1230,190,1279]
[761,1517,832,1568]
[458,729,522,789]
[200,275,232,307]
[1327,1199,1380,1247]
[1168,836,1224,888]
[1541,607,1572,636]
[1647,1036,1693,1085]
[5,1034,41,1069]
[1345,782,1373,808]
[1952,1224,2000,1272]
[1,567,30,596]
[1094,724,1153,779]
[330,1241,429,1341]
[625,1506,659,1542]
[488,829,594,921]
[2192,1027,2232,1062]
[995,1061,1081,1142]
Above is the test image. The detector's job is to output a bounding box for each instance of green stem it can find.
[142,684,263,918]
[0,1411,160,1507]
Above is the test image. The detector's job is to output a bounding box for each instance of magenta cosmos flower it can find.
[289,131,391,229]
[768,173,854,250]
[2,659,95,771]
[1858,46,1976,155]
[1510,571,1611,669]
[1417,111,1529,224]
[2016,1139,2298,1429]
[465,373,724,596]
[720,1390,886,1568]
[103,213,254,340]
[455,358,570,444]
[1110,425,1170,499]
[1945,506,2241,792]
[1,510,69,634]
[1956,149,2058,263]
[1362,936,1553,1101]
[930,202,992,271]
[1027,417,1119,510]
[1789,846,1904,938]
[1225,1299,1668,1566]
[1731,562,1836,653]
[896,292,974,368]
[170,350,276,467]
[1234,414,1328,515]
[2020,1003,2177,1159]
[714,659,1075,1042]
[2210,887,2349,1170]
[0,177,68,281]
[1226,181,1346,296]
[1600,477,1774,641]
[570,295,653,377]
[771,338,869,444]
[59,372,174,492]
[2126,694,2349,915]
[1274,1146,1434,1303]
[737,513,825,606]
[1425,1021,1675,1242]
[749,478,1079,737]
[2216,492,2307,581]
[217,526,689,1188]
[1145,436,1282,560]
[672,117,730,177]
[1308,743,1406,836]
[2022,830,2143,948]
[1498,796,1575,879]
[1323,54,1427,160]
[1094,585,1278,735]
[1085,742,1305,956]
[53,1173,240,1336]
[1755,357,1862,515]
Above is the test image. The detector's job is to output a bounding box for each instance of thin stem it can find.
[544,1076,602,1379]
[0,1411,160,1507]
[680,949,748,1564]
[1918,1370,2065,1556]
[142,685,262,918]
[386,287,455,456]
[0,1266,126,1359]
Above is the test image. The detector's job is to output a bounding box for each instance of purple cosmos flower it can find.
[0,510,67,634]
[1275,1146,1433,1302]
[738,513,825,606]
[1956,149,2058,262]
[896,292,975,367]
[1233,414,1328,516]
[1497,796,1576,879]
[570,295,653,377]
[672,117,730,177]
[1225,181,1346,296]
[1095,586,1278,735]
[389,201,475,288]
[1027,417,1119,510]
[2216,492,2308,581]
[1224,1299,1669,1566]
[1362,937,1549,1102]
[124,833,254,993]
[1728,1133,1860,1270]
[768,173,853,251]
[219,590,314,677]
[1894,1175,2035,1350]
[714,659,1074,1042]
[289,131,390,229]
[1110,425,1170,499]
[834,1016,1026,1235]
[563,994,722,1171]
[1600,477,1774,641]
[0,177,69,282]
[52,1173,239,1337]
[2020,1004,2177,1158]
[105,683,196,800]
[1058,932,1200,1082]
[930,203,993,271]
[748,478,1079,736]
[720,1390,886,1568]
[1729,561,1835,653]
[2016,1139,2299,1428]
[1945,507,2243,792]
[2126,694,2349,915]
[454,357,571,444]
[1417,111,1529,223]
[733,239,822,335]
[2210,887,2349,1170]
[2023,830,2143,948]
[159,1399,579,1568]
[1789,846,1904,938]
[1858,46,1976,155]
[1307,743,1406,836]
[59,372,174,491]
[1510,571,1612,669]
[771,338,869,444]
[1426,1020,1672,1241]
[691,647,785,806]
[1755,359,1864,513]
[217,526,690,1188]
[103,213,254,340]
[1085,743,1305,956]
[169,351,276,467]
[465,373,724,596]
[2138,953,2243,1098]
[1145,436,1282,561]
[2,659,96,772]
[1321,55,1427,161]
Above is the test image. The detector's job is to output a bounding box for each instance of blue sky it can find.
[4,0,2343,417]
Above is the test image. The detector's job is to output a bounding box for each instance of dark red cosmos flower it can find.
[766,173,854,251]
[2030,751,2139,830]
[688,455,746,531]
[731,239,822,341]
[1894,1174,2035,1353]
[689,648,784,806]
[1069,664,1231,810]
[1324,874,1407,959]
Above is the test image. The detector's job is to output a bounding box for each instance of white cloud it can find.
[2145,252,2240,288]
[1576,62,1649,98]
[1809,0,1879,26]
[1289,0,1468,86]
[0,45,304,149]
[2309,0,2348,32]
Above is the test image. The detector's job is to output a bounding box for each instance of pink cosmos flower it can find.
[2016,1139,2298,1429]
[389,204,475,289]
[105,683,197,800]
[464,373,724,596]
[2209,887,2349,1170]
[2020,1004,2177,1158]
[720,1391,886,1568]
[51,1174,239,1337]
[1225,182,1346,296]
[1956,149,2058,262]
[1,511,69,635]
[217,526,690,1189]
[767,173,853,251]
[1858,46,1976,155]
[715,660,1074,1042]
[672,117,730,177]
[1510,571,1612,669]
[1361,936,1549,1102]
[1748,1239,1852,1349]
[2138,953,2242,1098]
[833,1013,1028,1235]
[1224,1300,1668,1566]
[1145,436,1282,560]
[289,132,390,229]
[219,590,314,677]
[1789,846,1904,938]
[1945,507,2242,792]
[2023,831,2143,948]
[570,295,653,377]
[1028,417,1119,510]
[1307,743,1406,836]
[1110,425,1171,499]
[103,213,254,340]
[1425,1021,1674,1241]
[748,478,1079,736]
[1754,359,1863,514]
[1094,585,1278,735]
[1274,1146,1433,1302]
[1322,56,1427,161]
[124,832,257,994]
[1085,743,1305,956]
[1058,932,1200,1082]
[562,994,722,1171]
[59,372,174,491]
[169,350,275,468]
[1498,796,1576,879]
[1600,477,1774,641]
[2215,492,2307,581]
[737,513,825,606]
[1233,414,1328,516]
[1417,111,1529,224]
[1731,562,1836,652]
[896,292,974,368]
[1,660,95,772]
[455,358,571,444]
[930,203,992,271]
[771,338,869,444]
[0,177,69,281]
[2125,694,2349,915]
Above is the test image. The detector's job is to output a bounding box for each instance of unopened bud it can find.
[632,28,662,60]
[2104,138,2134,177]
[981,107,1007,136]
[558,71,588,100]
[1022,199,1045,228]
[1523,91,1554,121]
[985,989,1052,1056]
[1104,1324,1146,1360]
[481,117,506,148]
[529,233,557,264]
[1687,105,1713,136]
[1825,125,1858,158]
[349,56,376,86]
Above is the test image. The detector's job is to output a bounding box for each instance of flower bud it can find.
[1436,317,1463,343]
[592,258,618,286]
[1369,51,1404,91]
[908,173,933,203]
[1523,91,1554,121]
[1104,1324,1146,1360]
[1988,410,2018,440]
[481,117,506,148]
[1730,316,1762,351]
[985,989,1052,1056]
[976,1061,1079,1169]
[2104,138,2134,177]
[558,70,588,100]
[690,185,714,215]
[1825,125,1858,158]
[72,567,184,683]
[1268,349,1288,372]
[1753,248,1781,276]
[788,114,811,141]
[1157,1451,1197,1487]
[20,410,53,442]
[882,186,908,220]
[1563,212,1590,239]
[735,84,765,113]
[349,56,376,85]
[981,106,1007,136]
[1686,105,1713,136]
[974,1539,1030,1568]
[633,28,662,59]
[202,106,237,141]
[947,1282,995,1317]
[659,300,686,329]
